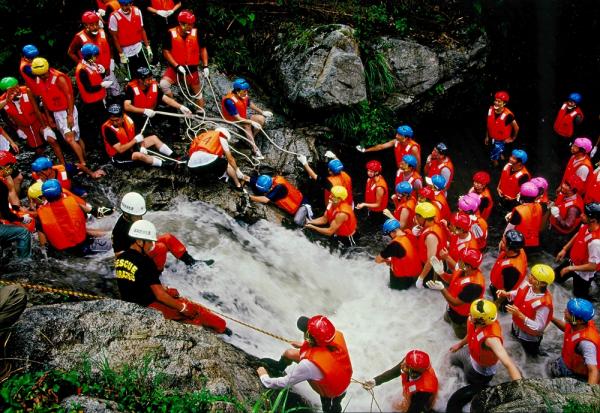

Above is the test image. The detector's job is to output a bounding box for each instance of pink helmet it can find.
[573,137,593,154]
[458,193,480,213]
[530,176,548,191]
[520,182,539,198]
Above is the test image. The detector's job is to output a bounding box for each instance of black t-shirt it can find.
[448,279,484,323]
[112,214,133,254]
[115,248,161,306]
[501,266,522,292]
[494,111,515,125]
[379,240,407,259]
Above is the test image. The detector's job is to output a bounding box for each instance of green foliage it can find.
[364,50,396,97]
[563,398,600,413]
[252,388,310,413]
[325,101,394,146]
[394,17,409,35]
[354,4,389,42]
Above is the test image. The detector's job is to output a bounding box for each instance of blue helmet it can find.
[80,43,100,60]
[395,181,413,195]
[568,92,582,105]
[511,149,528,164]
[232,78,250,91]
[431,174,446,190]
[118,0,133,4]
[382,218,401,235]
[402,154,417,168]
[396,125,414,138]
[32,156,53,172]
[22,44,39,59]
[567,298,595,322]
[107,103,123,116]
[256,175,273,193]
[435,142,448,155]
[41,179,62,201]
[328,159,344,174]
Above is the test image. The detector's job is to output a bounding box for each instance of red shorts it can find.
[162,67,200,87]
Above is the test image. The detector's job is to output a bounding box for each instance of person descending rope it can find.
[297,151,354,208]
[375,218,421,290]
[257,315,352,413]
[356,125,421,170]
[485,90,519,167]
[305,186,357,247]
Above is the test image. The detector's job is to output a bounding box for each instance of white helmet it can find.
[215,127,231,140]
[128,219,157,241]
[120,192,146,215]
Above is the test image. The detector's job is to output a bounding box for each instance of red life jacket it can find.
[562,155,593,189]
[490,249,528,290]
[97,0,120,12]
[364,175,388,212]
[393,195,416,227]
[426,157,454,188]
[514,203,543,247]
[38,194,87,250]
[468,214,488,250]
[36,68,72,112]
[19,58,43,95]
[433,190,451,221]
[448,233,479,263]
[325,202,357,237]
[112,7,144,47]
[554,104,584,138]
[299,331,353,398]
[1,87,44,148]
[470,186,493,221]
[150,0,175,9]
[272,176,303,215]
[584,168,600,204]
[569,224,600,265]
[167,27,200,66]
[498,164,530,200]
[447,269,485,317]
[394,138,421,168]
[511,284,553,336]
[189,130,225,157]
[401,367,438,410]
[0,210,36,233]
[390,232,421,277]
[221,92,248,121]
[74,29,111,71]
[562,321,600,376]
[101,115,136,157]
[467,319,503,368]
[549,193,584,234]
[75,62,106,104]
[32,165,72,191]
[127,80,159,109]
[325,172,353,206]
[417,223,447,264]
[395,169,421,188]
[487,106,515,141]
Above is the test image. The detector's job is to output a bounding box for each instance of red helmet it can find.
[494,90,509,102]
[460,248,482,268]
[472,171,491,186]
[450,212,471,231]
[178,10,196,24]
[307,315,336,346]
[366,160,382,173]
[82,11,100,24]
[405,350,430,371]
[418,186,435,201]
[0,150,17,166]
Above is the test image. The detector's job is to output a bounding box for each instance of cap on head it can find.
[120,192,146,215]
[520,182,539,198]
[128,219,158,242]
[0,77,18,92]
[328,159,344,174]
[82,11,100,24]
[256,175,273,193]
[178,9,196,24]
[118,0,133,5]
[28,181,43,201]
[366,160,382,173]
[472,171,491,186]
[450,212,471,232]
[107,103,123,116]
[431,174,446,190]
[30,57,49,75]
[568,92,582,105]
[418,187,435,201]
[435,142,448,155]
[330,185,348,201]
[494,90,509,102]
[458,194,479,213]
[41,179,62,201]
[530,177,548,191]
[504,229,524,250]
[396,125,414,138]
[511,149,528,164]
[80,43,100,59]
[404,350,430,371]
[22,44,39,59]
[460,248,482,268]
[584,202,600,221]
[530,264,555,285]
[573,137,593,153]
[564,175,583,193]
[136,66,152,79]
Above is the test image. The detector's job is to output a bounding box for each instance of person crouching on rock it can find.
[115,219,231,335]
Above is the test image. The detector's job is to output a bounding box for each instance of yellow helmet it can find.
[330,185,348,201]
[31,57,49,75]
[27,181,43,202]
[530,264,555,285]
[415,202,436,219]
[470,299,497,325]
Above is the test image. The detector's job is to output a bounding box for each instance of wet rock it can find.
[61,396,122,413]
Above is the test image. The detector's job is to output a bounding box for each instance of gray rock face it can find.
[61,396,122,413]
[277,24,367,110]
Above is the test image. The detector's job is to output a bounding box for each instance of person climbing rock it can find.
[375,218,421,290]
[304,186,357,246]
[297,152,354,208]
[485,91,519,166]
[497,149,530,209]
[357,125,421,170]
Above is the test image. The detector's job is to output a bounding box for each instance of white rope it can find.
[145,149,186,164]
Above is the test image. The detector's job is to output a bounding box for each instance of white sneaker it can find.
[254,150,265,160]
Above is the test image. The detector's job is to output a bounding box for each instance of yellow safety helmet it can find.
[530,264,555,285]
[415,202,436,219]
[470,299,497,325]
[31,57,49,75]
[330,185,348,201]
[27,181,43,203]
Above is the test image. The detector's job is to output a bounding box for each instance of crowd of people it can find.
[0,1,598,411]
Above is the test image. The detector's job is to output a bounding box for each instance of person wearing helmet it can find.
[490,229,528,305]
[188,128,243,188]
[441,212,479,267]
[554,92,584,140]
[555,202,600,299]
[19,44,42,95]
[504,182,545,249]
[424,143,454,190]
[145,0,181,45]
[115,219,229,335]
[31,156,89,198]
[356,160,389,217]
[375,218,421,290]
[221,78,272,159]
[496,264,555,356]
[388,181,416,229]
[108,0,152,74]
[257,315,352,413]
[457,193,488,251]
[416,187,441,222]
[428,248,485,338]
[297,153,354,208]
[530,176,550,206]
[357,125,421,170]
[305,185,357,246]
[485,91,519,166]
[0,151,24,208]
[96,0,121,14]
[561,137,593,191]
[414,202,448,289]
[497,149,531,207]
[362,349,438,412]
[425,174,450,220]
[101,103,177,169]
[0,160,32,258]
[0,77,66,164]
[470,171,493,220]
[450,299,522,387]
[550,298,599,384]
[394,153,423,191]
[161,9,208,108]
[549,175,584,235]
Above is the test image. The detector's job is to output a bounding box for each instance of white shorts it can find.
[53,106,80,141]
[0,136,9,151]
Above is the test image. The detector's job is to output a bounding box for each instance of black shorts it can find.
[188,157,228,180]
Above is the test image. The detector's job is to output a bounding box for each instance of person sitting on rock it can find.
[115,219,230,335]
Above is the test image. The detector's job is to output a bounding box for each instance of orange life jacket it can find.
[490,249,528,290]
[36,68,72,112]
[1,87,44,149]
[325,202,357,237]
[584,168,600,204]
[390,232,421,277]
[513,203,543,247]
[221,92,248,121]
[167,27,200,66]
[562,155,593,190]
[497,164,530,200]
[448,233,479,263]
[127,80,159,109]
[19,58,42,95]
[75,62,106,104]
[394,138,421,168]
[554,104,584,138]
[569,224,600,265]
[433,190,451,221]
[511,284,553,336]
[364,175,388,212]
[401,367,438,410]
[393,195,416,227]
[549,193,583,234]
[468,214,488,251]
[101,115,136,157]
[395,169,421,188]
[426,157,454,188]
[272,176,303,215]
[467,319,503,368]
[299,331,353,398]
[74,29,111,71]
[38,194,87,250]
[150,0,175,9]
[97,0,120,12]
[447,269,485,317]
[469,187,493,221]
[0,210,36,233]
[562,321,600,376]
[189,130,225,157]
[33,164,72,191]
[417,223,447,264]
[487,106,515,141]
[325,172,353,206]
[112,7,144,47]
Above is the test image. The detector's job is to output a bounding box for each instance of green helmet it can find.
[0,77,18,91]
